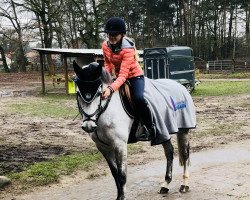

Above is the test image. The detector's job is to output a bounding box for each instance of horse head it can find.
[73,61,111,133]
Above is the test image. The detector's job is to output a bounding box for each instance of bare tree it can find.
[243,1,250,58]
[21,0,64,75]
[71,0,104,48]
[0,0,27,72]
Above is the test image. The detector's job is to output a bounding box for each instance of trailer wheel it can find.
[184,84,193,93]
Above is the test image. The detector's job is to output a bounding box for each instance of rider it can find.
[101,17,156,141]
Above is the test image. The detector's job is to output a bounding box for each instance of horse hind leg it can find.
[159,139,174,194]
[177,128,190,193]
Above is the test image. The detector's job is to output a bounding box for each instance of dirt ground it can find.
[12,139,250,200]
[0,73,249,199]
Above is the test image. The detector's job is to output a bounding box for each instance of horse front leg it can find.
[160,139,174,194]
[177,128,190,193]
[99,143,127,200]
[114,144,127,200]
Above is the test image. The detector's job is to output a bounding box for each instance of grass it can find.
[7,145,145,189]
[41,93,76,100]
[3,143,145,190]
[194,122,247,138]
[199,72,250,79]
[6,93,78,118]
[9,151,102,188]
[128,143,145,154]
[7,80,249,117]
[0,137,4,145]
[193,80,250,96]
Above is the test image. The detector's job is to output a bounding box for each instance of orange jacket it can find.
[102,37,143,91]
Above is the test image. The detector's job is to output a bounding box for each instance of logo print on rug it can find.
[170,96,186,111]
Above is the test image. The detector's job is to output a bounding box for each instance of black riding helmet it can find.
[104,17,126,34]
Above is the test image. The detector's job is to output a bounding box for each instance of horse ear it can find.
[97,62,103,76]
[88,62,102,79]
[73,60,83,77]
[98,61,103,68]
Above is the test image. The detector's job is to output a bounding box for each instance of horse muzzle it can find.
[81,121,97,133]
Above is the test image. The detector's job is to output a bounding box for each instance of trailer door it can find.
[144,57,167,79]
[144,48,168,79]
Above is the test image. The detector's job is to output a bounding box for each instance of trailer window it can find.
[167,49,192,56]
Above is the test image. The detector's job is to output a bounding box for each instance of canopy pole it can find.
[63,55,69,94]
[39,52,45,94]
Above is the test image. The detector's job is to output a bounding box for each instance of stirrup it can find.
[136,125,151,141]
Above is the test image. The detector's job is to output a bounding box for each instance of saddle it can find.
[119,81,140,143]
[119,81,134,118]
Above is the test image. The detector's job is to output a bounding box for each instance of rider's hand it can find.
[102,87,112,99]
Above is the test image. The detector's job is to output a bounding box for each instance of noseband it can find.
[76,78,112,125]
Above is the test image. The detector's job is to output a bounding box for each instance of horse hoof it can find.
[179,185,189,193]
[159,187,169,194]
[116,196,126,200]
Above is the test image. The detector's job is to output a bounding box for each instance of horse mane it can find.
[100,68,112,85]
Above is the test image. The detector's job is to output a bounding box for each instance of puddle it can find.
[0,90,34,97]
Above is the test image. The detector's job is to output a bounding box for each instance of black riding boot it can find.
[136,123,156,141]
[136,102,156,141]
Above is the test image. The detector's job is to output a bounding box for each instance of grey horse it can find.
[73,61,195,200]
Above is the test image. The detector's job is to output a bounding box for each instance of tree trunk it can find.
[91,0,99,48]
[0,45,10,73]
[227,6,234,58]
[42,14,54,76]
[10,0,27,72]
[16,35,27,72]
[212,8,219,60]
[245,7,250,58]
[182,0,189,45]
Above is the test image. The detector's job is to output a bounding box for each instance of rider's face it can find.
[108,33,122,45]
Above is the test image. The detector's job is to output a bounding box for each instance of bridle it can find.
[76,79,112,125]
